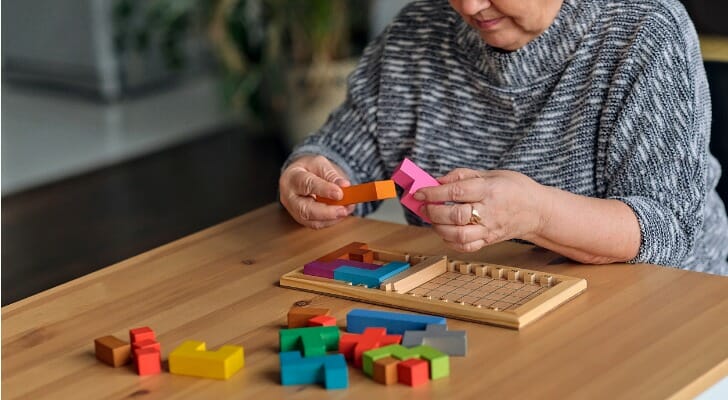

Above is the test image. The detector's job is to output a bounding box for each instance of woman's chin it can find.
[480,33,523,51]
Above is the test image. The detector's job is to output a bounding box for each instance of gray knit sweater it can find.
[287,0,728,274]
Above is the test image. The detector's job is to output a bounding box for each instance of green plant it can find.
[113,0,369,124]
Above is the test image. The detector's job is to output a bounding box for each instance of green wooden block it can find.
[362,344,449,379]
[361,345,418,376]
[411,345,450,379]
[279,326,340,357]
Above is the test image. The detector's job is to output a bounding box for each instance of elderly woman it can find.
[278,0,728,274]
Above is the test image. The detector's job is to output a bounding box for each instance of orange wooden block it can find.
[349,249,374,263]
[94,335,131,367]
[317,242,369,263]
[288,306,331,328]
[307,315,337,327]
[317,180,397,206]
[373,357,399,385]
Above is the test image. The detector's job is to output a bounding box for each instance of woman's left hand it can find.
[414,168,551,252]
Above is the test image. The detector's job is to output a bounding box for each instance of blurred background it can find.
[2,0,727,305]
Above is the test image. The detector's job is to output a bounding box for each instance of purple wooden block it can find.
[304,259,381,279]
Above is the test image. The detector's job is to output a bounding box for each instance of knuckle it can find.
[455,228,469,244]
[297,202,312,221]
[302,175,316,195]
[313,155,328,165]
[448,183,466,201]
[453,206,468,225]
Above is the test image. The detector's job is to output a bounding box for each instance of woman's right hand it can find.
[279,155,355,229]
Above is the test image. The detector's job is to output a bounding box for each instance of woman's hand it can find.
[415,169,551,252]
[279,155,355,229]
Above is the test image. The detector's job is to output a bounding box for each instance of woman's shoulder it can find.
[601,0,696,41]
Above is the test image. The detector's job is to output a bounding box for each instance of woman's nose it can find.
[461,0,492,16]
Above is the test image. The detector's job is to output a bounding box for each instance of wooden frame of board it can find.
[279,247,587,329]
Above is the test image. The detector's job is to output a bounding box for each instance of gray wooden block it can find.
[401,324,467,356]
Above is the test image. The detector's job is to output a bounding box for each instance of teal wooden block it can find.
[333,261,410,288]
[279,351,348,389]
[362,344,449,380]
[279,326,340,357]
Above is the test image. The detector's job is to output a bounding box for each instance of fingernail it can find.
[337,208,348,217]
[330,190,342,200]
[413,192,425,201]
[334,178,345,186]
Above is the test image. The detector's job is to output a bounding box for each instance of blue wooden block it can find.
[279,351,348,389]
[333,261,410,288]
[346,309,446,335]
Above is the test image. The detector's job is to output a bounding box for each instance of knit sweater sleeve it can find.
[283,30,388,216]
[603,5,712,267]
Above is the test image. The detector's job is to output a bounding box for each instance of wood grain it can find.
[2,203,727,399]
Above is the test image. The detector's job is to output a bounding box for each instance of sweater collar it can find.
[454,0,600,88]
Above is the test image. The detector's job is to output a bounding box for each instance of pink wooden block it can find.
[391,158,440,222]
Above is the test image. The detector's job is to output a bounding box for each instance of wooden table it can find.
[3,204,727,399]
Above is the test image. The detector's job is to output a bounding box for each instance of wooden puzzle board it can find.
[280,247,587,329]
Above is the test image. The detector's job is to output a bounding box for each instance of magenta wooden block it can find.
[303,259,381,279]
[391,158,440,222]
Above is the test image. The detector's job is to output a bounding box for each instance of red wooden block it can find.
[397,358,429,387]
[129,327,155,344]
[134,347,161,375]
[339,327,402,368]
[307,315,337,327]
[132,339,161,353]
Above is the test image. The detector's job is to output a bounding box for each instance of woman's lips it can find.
[473,17,504,30]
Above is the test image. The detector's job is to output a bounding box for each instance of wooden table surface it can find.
[3,203,728,399]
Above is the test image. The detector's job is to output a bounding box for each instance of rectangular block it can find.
[304,259,381,279]
[280,351,348,389]
[94,335,131,367]
[317,180,397,206]
[380,256,447,292]
[132,339,161,353]
[346,309,446,335]
[287,306,331,328]
[169,340,244,380]
[333,262,410,288]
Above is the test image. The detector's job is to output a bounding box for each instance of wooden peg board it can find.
[279,247,587,329]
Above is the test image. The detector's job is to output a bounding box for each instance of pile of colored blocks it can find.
[94,327,244,380]
[279,307,467,389]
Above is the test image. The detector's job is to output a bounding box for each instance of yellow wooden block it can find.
[169,340,244,380]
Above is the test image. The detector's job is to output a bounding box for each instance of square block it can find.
[94,336,131,367]
[134,348,161,375]
[397,359,429,387]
